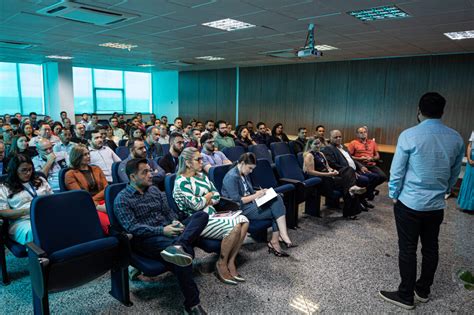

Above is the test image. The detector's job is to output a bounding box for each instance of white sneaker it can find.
[349,185,367,195]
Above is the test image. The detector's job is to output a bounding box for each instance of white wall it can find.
[152,71,179,120]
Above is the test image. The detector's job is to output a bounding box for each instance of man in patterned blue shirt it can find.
[114,158,208,314]
[380,92,464,310]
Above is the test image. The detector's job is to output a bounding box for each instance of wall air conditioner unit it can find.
[37,0,138,26]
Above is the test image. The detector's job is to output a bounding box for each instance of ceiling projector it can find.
[297,48,323,58]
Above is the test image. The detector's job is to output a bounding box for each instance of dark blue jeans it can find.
[394,201,444,302]
[133,211,209,309]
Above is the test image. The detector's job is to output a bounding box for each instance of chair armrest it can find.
[278,178,301,185]
[26,242,47,259]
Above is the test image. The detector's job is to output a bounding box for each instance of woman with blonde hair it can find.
[173,147,249,285]
[65,144,110,233]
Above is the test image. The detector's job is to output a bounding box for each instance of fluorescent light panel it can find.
[314,45,338,51]
[136,64,155,67]
[348,5,410,21]
[46,55,73,60]
[202,18,255,31]
[195,56,225,61]
[99,42,137,50]
[444,30,474,40]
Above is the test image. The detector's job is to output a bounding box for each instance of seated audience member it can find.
[71,122,88,145]
[186,128,202,150]
[245,121,255,138]
[10,118,20,135]
[0,154,53,244]
[200,133,232,173]
[154,118,162,128]
[254,122,272,147]
[222,153,296,257]
[106,125,120,146]
[7,135,38,162]
[118,138,165,186]
[322,130,379,210]
[268,123,290,144]
[79,113,89,126]
[159,132,185,174]
[52,122,63,136]
[158,124,170,144]
[88,128,121,183]
[86,113,101,131]
[160,115,169,128]
[22,123,34,142]
[314,125,328,145]
[170,117,184,133]
[98,126,118,152]
[53,128,76,156]
[126,127,144,145]
[226,123,236,139]
[214,120,235,151]
[33,138,68,191]
[173,147,249,284]
[29,122,61,147]
[3,114,11,125]
[14,113,22,121]
[0,118,3,129]
[182,123,192,142]
[196,121,204,132]
[2,124,14,151]
[144,126,163,159]
[234,126,256,150]
[0,141,5,174]
[109,116,126,140]
[65,145,110,233]
[147,113,157,126]
[291,127,307,155]
[62,118,74,134]
[303,138,365,219]
[202,120,215,136]
[114,158,208,314]
[347,126,387,197]
[28,112,38,130]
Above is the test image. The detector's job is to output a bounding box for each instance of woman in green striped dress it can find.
[173,147,249,285]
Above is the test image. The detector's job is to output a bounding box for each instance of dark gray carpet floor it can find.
[1,185,473,314]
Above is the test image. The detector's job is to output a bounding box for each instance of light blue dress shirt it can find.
[389,119,465,211]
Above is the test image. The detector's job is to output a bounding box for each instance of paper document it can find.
[255,187,278,207]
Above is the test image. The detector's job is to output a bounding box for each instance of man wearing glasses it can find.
[348,126,387,199]
[200,133,231,173]
[2,124,14,153]
[32,138,68,192]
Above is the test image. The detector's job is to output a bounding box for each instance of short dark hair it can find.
[82,113,89,116]
[127,138,144,152]
[169,132,183,144]
[245,120,253,125]
[256,122,266,129]
[174,117,183,123]
[200,133,214,144]
[86,127,101,140]
[10,118,20,125]
[216,120,227,128]
[29,112,37,117]
[125,158,148,179]
[298,127,306,133]
[419,92,445,119]
[205,120,214,124]
[316,125,325,130]
[60,111,67,115]
[238,152,256,165]
[109,116,118,122]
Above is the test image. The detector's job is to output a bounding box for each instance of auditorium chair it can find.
[27,190,131,314]
[160,143,170,155]
[275,154,322,217]
[0,219,28,285]
[222,146,246,162]
[118,139,127,147]
[208,165,273,242]
[270,142,291,160]
[115,146,129,160]
[248,144,273,166]
[58,167,70,192]
[112,161,121,184]
[250,159,298,228]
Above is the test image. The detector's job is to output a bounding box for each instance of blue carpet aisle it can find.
[1,185,473,314]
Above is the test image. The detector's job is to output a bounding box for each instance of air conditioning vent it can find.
[0,40,36,49]
[37,0,138,26]
[162,61,195,67]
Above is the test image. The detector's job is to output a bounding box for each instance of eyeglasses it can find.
[18,168,33,174]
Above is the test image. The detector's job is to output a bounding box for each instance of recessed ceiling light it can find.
[202,18,255,31]
[348,5,410,21]
[136,64,155,67]
[314,45,339,51]
[444,30,474,40]
[195,56,225,61]
[46,55,74,60]
[99,42,138,50]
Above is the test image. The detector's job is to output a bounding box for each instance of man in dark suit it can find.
[322,129,381,210]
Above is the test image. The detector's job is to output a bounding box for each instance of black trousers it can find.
[320,167,361,217]
[394,201,444,302]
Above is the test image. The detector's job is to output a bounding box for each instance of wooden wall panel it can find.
[179,53,474,144]
[197,70,217,121]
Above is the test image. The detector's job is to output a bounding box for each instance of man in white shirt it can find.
[109,116,125,140]
[88,128,121,183]
[53,128,76,157]
[29,123,61,147]
[158,124,170,144]
[86,113,101,131]
[32,138,68,191]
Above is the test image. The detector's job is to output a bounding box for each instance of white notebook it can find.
[255,187,278,207]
